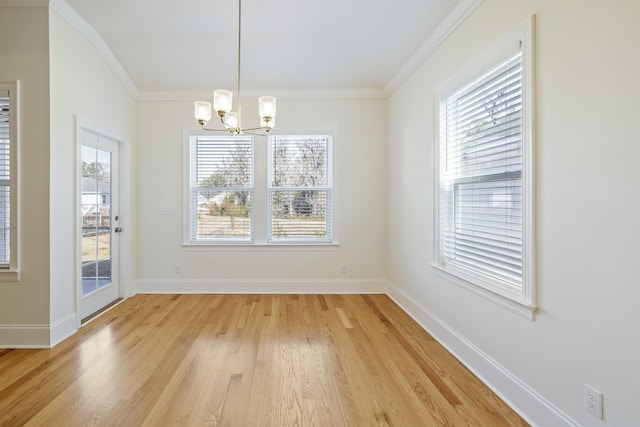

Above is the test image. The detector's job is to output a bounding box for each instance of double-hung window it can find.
[0,82,18,277]
[435,19,535,317]
[268,135,333,243]
[188,135,253,243]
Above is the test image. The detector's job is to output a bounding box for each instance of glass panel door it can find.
[78,125,120,322]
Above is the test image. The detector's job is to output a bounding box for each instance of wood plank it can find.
[0,294,529,426]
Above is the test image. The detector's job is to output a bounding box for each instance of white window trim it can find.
[183,126,339,247]
[0,81,20,282]
[432,16,536,319]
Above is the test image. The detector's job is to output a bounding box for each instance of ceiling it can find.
[59,0,463,94]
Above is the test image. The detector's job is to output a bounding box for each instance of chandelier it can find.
[194,0,276,135]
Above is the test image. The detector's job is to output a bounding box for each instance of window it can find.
[0,82,18,277]
[185,132,335,246]
[0,89,10,265]
[188,135,253,243]
[268,135,332,243]
[0,83,17,273]
[435,19,535,317]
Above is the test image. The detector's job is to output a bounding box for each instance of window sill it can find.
[0,270,21,282]
[431,263,536,320]
[183,242,340,252]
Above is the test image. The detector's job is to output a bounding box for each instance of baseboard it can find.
[50,312,78,347]
[136,278,387,294]
[386,281,579,427]
[0,323,50,348]
[0,312,78,349]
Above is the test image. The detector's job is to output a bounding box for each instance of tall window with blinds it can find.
[0,86,13,268]
[189,136,253,242]
[435,19,535,315]
[268,135,332,242]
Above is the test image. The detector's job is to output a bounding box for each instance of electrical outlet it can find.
[175,264,182,274]
[340,264,347,274]
[584,384,603,419]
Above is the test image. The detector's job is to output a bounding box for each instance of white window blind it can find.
[268,135,332,242]
[189,136,253,242]
[0,89,11,266]
[439,47,525,290]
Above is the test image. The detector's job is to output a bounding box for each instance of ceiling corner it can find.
[384,0,483,96]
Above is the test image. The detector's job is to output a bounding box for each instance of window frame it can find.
[183,127,338,248]
[267,134,334,244]
[186,133,255,245]
[0,81,20,281]
[433,17,536,319]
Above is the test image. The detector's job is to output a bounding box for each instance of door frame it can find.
[75,117,129,328]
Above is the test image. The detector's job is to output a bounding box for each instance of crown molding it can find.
[384,0,483,95]
[48,0,139,100]
[46,0,481,102]
[137,88,387,102]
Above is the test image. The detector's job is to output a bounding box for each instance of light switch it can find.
[158,207,175,215]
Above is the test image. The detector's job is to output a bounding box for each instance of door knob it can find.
[114,227,123,233]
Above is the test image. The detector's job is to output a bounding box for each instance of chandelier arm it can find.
[242,126,271,132]
[243,130,272,136]
[199,125,235,133]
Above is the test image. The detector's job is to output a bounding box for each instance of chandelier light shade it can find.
[258,96,276,119]
[194,101,212,125]
[213,90,233,115]
[194,0,276,135]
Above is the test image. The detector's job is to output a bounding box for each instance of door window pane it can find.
[81,145,112,295]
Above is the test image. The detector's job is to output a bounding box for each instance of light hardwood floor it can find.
[0,294,528,426]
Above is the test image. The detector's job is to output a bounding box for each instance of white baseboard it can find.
[50,312,78,347]
[0,323,50,348]
[0,312,78,349]
[386,281,579,427]
[136,278,388,294]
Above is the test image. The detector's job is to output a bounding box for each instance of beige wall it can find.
[0,6,51,345]
[49,9,136,340]
[0,5,136,347]
[135,97,387,289]
[387,0,640,425]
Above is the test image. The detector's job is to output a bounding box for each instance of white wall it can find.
[0,6,51,346]
[5,1,638,423]
[135,97,387,291]
[49,9,136,342]
[387,0,640,425]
